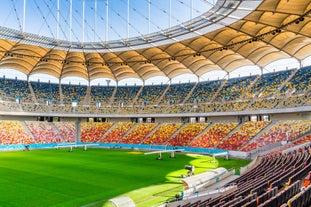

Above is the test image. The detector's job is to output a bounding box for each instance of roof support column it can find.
[106,79,111,87]
[299,60,302,68]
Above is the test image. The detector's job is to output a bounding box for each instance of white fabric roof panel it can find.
[0,0,309,82]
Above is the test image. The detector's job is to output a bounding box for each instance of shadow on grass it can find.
[164,180,182,184]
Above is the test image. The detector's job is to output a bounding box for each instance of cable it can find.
[41,0,69,41]
[33,0,56,38]
[10,0,23,32]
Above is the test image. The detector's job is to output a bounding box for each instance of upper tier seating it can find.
[61,84,87,105]
[248,98,282,110]
[279,94,307,109]
[244,70,293,99]
[160,82,195,105]
[90,85,115,106]
[136,84,167,105]
[279,66,311,96]
[0,78,33,103]
[31,81,60,104]
[0,66,310,115]
[0,101,22,112]
[113,85,141,106]
[163,104,193,114]
[217,101,250,112]
[214,76,257,102]
[186,80,223,104]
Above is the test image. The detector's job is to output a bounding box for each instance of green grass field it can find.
[0,148,250,207]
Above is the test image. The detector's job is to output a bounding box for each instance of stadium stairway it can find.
[82,85,91,106]
[28,82,38,104]
[131,85,143,106]
[274,96,288,109]
[240,121,275,151]
[240,75,261,99]
[117,122,138,143]
[214,122,242,149]
[187,123,214,146]
[107,86,117,106]
[97,122,117,143]
[21,121,36,140]
[274,68,298,96]
[210,79,228,104]
[157,85,171,105]
[59,84,64,105]
[242,75,266,109]
[163,123,187,146]
[181,82,198,104]
[140,123,162,144]
[51,122,66,142]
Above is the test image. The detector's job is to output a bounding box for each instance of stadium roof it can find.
[0,0,310,82]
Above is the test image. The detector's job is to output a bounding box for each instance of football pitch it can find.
[0,148,250,207]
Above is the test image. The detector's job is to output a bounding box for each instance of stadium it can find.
[0,0,310,206]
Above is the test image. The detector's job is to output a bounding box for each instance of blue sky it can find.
[0,0,211,42]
